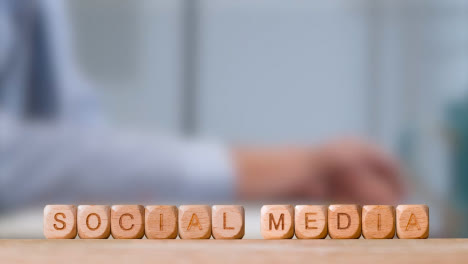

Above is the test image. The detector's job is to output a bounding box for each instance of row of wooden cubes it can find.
[44,204,429,239]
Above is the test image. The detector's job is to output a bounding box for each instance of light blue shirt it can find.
[0,0,234,211]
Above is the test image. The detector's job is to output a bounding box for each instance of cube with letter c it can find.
[111,205,145,239]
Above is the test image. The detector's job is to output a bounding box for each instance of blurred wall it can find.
[65,0,468,142]
[67,0,184,131]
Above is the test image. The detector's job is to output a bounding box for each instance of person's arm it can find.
[0,118,234,211]
[0,115,405,211]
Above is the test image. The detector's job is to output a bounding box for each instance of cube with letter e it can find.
[295,205,327,239]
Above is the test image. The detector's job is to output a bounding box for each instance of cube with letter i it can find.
[362,205,395,239]
[145,205,178,239]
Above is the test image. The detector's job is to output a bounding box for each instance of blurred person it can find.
[0,0,404,211]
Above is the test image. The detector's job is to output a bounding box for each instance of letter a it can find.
[405,213,421,231]
[187,213,203,231]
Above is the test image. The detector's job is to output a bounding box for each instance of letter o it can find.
[86,213,101,231]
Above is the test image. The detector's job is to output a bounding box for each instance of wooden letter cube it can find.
[77,205,111,239]
[328,204,361,239]
[362,205,395,239]
[111,205,145,239]
[261,205,294,239]
[178,205,212,239]
[43,205,77,239]
[212,205,245,239]
[396,204,429,239]
[145,205,178,239]
[294,205,327,239]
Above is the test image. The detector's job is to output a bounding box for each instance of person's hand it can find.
[233,139,405,204]
[314,139,405,204]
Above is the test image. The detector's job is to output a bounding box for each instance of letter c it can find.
[119,213,134,231]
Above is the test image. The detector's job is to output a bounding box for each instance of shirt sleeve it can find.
[0,117,235,211]
[175,140,236,202]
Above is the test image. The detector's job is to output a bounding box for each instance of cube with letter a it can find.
[178,205,212,239]
[396,205,429,239]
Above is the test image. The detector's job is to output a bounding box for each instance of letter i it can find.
[378,214,381,231]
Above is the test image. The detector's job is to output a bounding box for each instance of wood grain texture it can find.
[2,240,468,264]
[77,205,111,239]
[178,205,212,239]
[261,205,294,239]
[328,204,362,239]
[110,205,145,239]
[43,205,77,239]
[212,205,245,239]
[396,205,429,239]
[362,205,395,239]
[145,205,178,239]
[294,205,328,239]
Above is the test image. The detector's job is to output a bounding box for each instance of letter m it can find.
[269,213,285,230]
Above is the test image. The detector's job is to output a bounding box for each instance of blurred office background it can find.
[1,0,468,238]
